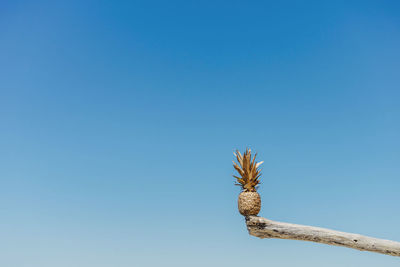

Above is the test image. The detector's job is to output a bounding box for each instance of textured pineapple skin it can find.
[238,191,261,216]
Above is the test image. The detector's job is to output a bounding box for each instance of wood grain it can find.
[246,216,400,257]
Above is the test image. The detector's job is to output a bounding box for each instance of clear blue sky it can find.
[1,1,400,266]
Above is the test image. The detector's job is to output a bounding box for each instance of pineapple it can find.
[233,148,263,216]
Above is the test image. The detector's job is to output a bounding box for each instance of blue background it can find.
[1,1,400,266]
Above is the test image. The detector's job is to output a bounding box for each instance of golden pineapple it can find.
[233,148,263,216]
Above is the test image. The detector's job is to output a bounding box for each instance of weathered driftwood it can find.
[246,216,400,257]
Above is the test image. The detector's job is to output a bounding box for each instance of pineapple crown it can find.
[233,148,263,192]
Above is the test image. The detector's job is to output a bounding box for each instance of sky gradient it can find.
[1,1,400,266]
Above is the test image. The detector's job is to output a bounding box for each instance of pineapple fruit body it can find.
[238,191,261,216]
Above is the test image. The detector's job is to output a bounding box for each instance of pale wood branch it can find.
[246,216,400,257]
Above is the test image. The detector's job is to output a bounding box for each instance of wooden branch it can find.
[246,216,400,257]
